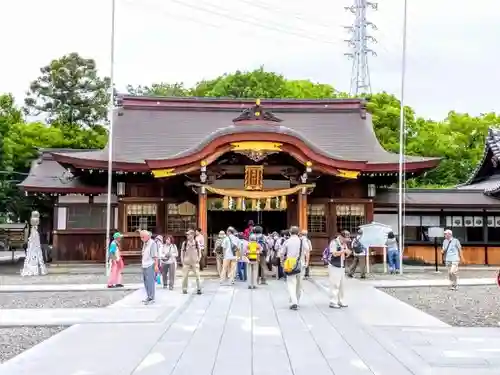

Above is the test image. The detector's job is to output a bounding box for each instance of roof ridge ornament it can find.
[232,99,283,123]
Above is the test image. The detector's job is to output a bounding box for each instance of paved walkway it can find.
[1,278,500,375]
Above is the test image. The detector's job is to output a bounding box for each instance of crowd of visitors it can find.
[106,222,463,307]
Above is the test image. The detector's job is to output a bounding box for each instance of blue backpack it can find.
[322,247,330,265]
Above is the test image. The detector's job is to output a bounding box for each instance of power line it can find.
[128,0,340,46]
[343,0,378,96]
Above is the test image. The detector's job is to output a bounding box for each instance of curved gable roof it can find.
[50,97,439,172]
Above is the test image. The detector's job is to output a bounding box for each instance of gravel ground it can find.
[362,269,498,280]
[382,285,500,327]
[0,290,131,309]
[0,273,144,285]
[0,326,68,363]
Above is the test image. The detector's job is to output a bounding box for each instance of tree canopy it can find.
[24,52,110,128]
[0,60,498,221]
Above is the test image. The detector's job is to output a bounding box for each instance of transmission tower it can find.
[344,0,378,96]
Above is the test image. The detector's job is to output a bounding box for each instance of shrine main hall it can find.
[19,96,500,265]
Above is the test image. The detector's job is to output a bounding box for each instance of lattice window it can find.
[166,202,197,233]
[307,204,327,233]
[126,204,157,233]
[335,204,365,235]
[66,205,112,229]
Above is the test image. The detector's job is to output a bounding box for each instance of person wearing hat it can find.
[213,231,226,276]
[327,230,351,308]
[107,232,124,288]
[442,229,463,290]
[180,229,203,294]
[140,230,159,304]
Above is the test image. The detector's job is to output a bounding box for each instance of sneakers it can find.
[290,304,298,310]
[329,302,348,308]
[197,289,202,295]
[143,297,154,305]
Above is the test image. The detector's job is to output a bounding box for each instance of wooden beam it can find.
[209,165,300,175]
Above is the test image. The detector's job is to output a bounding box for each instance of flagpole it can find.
[105,0,116,276]
[398,0,408,275]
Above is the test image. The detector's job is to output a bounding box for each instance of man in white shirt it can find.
[281,226,310,310]
[220,226,240,285]
[327,230,351,308]
[140,230,158,305]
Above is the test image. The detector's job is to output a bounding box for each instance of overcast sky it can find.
[2,0,498,120]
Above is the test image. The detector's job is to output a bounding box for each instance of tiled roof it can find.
[459,127,500,195]
[18,150,104,193]
[51,100,437,166]
[376,188,500,207]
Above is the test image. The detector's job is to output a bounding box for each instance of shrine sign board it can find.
[244,166,264,191]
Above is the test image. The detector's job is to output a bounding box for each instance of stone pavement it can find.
[2,278,500,374]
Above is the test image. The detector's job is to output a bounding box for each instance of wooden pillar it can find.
[298,191,308,231]
[198,188,208,238]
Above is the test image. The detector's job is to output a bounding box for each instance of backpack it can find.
[247,241,259,261]
[182,240,199,252]
[228,236,239,256]
[257,236,268,255]
[322,246,330,265]
[214,239,224,255]
[352,238,365,255]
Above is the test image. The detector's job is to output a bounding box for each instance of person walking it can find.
[282,226,310,310]
[160,235,178,290]
[107,232,124,288]
[300,230,313,279]
[327,230,351,309]
[386,231,401,274]
[237,233,248,282]
[140,230,159,304]
[220,226,240,285]
[180,230,203,295]
[195,228,206,271]
[442,229,463,290]
[245,234,262,289]
[253,225,268,285]
[213,230,226,276]
[348,229,368,278]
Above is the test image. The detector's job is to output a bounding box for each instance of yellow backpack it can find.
[247,241,259,261]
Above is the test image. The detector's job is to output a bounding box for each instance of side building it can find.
[376,128,500,265]
[20,96,442,263]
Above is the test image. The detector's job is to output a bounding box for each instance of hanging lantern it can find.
[236,198,243,210]
[256,199,261,211]
[242,198,246,211]
[280,196,287,210]
[228,197,234,210]
[223,196,229,209]
[275,196,280,209]
[264,197,271,211]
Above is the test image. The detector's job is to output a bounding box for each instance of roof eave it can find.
[50,152,149,172]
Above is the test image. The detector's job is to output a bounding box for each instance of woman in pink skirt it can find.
[107,232,124,288]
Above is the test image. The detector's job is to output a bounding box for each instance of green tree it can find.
[126,82,189,97]
[24,52,110,128]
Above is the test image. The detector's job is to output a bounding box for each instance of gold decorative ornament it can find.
[337,169,360,179]
[264,197,271,210]
[280,196,287,210]
[306,161,312,167]
[152,168,176,178]
[256,98,261,105]
[223,196,229,209]
[198,184,315,199]
[236,197,243,210]
[200,160,207,167]
[231,142,282,152]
